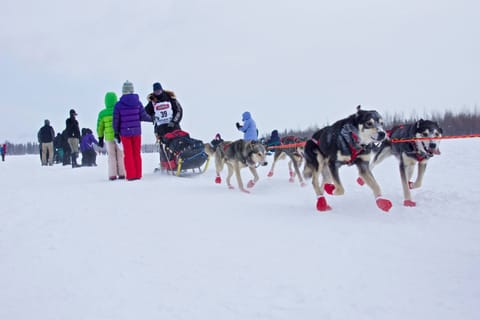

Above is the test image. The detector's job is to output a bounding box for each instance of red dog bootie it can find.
[324,183,335,195]
[404,199,416,207]
[215,176,221,184]
[316,196,332,211]
[357,177,365,186]
[376,196,392,212]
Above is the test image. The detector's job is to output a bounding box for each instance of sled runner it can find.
[154,129,210,176]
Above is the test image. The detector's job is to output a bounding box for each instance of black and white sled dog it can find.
[266,136,307,187]
[303,105,392,212]
[371,119,443,207]
[214,139,268,193]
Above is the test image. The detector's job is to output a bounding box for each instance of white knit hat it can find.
[122,80,134,94]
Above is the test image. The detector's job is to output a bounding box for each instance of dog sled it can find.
[154,129,210,176]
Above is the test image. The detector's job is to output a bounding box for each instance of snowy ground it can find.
[1,139,479,320]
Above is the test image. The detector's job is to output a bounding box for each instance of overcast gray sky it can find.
[1,0,479,144]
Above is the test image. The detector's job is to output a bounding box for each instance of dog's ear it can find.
[357,105,361,111]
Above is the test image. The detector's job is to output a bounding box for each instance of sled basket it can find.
[156,129,210,176]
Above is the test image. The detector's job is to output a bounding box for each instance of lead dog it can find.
[303,106,392,212]
[266,136,307,187]
[371,119,442,207]
[214,139,268,193]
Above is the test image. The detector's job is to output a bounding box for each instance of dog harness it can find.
[311,125,365,165]
[337,123,365,164]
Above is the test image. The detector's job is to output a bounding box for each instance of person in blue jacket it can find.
[236,111,258,141]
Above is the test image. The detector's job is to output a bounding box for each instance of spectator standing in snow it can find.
[61,129,71,166]
[37,119,56,166]
[113,81,152,181]
[265,129,281,148]
[65,109,81,168]
[53,133,64,164]
[80,128,99,166]
[265,129,281,155]
[97,91,125,180]
[144,82,183,140]
[0,143,5,161]
[236,111,258,141]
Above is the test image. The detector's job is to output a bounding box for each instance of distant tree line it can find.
[266,107,480,139]
[4,108,480,155]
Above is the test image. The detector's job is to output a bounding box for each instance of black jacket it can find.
[145,90,183,126]
[38,125,55,143]
[65,116,81,138]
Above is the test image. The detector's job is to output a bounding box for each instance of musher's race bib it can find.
[154,101,173,125]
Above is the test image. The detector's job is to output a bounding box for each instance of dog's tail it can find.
[302,140,318,179]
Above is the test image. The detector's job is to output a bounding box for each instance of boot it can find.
[71,153,81,168]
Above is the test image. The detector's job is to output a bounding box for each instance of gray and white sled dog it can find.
[370,119,443,207]
[214,139,268,193]
[303,105,392,212]
[266,136,307,187]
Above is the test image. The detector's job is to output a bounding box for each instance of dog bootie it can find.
[316,196,332,211]
[357,177,365,186]
[404,199,416,207]
[247,180,256,188]
[267,171,274,177]
[324,183,336,195]
[215,176,221,184]
[376,197,392,212]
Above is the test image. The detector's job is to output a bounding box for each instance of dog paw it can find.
[267,171,274,177]
[357,177,365,186]
[376,197,392,212]
[300,182,307,187]
[240,188,251,194]
[215,176,222,184]
[247,180,256,188]
[289,177,295,183]
[316,196,332,211]
[324,183,335,195]
[228,185,235,189]
[403,199,416,207]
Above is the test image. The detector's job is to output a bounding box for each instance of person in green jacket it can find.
[97,92,126,180]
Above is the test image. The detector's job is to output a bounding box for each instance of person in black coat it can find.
[144,82,183,139]
[37,119,55,166]
[65,109,81,167]
[61,129,71,166]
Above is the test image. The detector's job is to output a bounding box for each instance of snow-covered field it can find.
[1,139,479,320]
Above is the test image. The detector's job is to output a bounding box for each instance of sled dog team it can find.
[214,105,443,213]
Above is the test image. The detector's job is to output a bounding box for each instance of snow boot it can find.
[71,153,81,168]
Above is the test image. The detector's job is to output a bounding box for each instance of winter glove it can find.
[167,121,175,128]
[98,137,104,148]
[114,133,121,144]
[236,122,242,130]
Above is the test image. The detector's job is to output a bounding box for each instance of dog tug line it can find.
[266,133,480,150]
